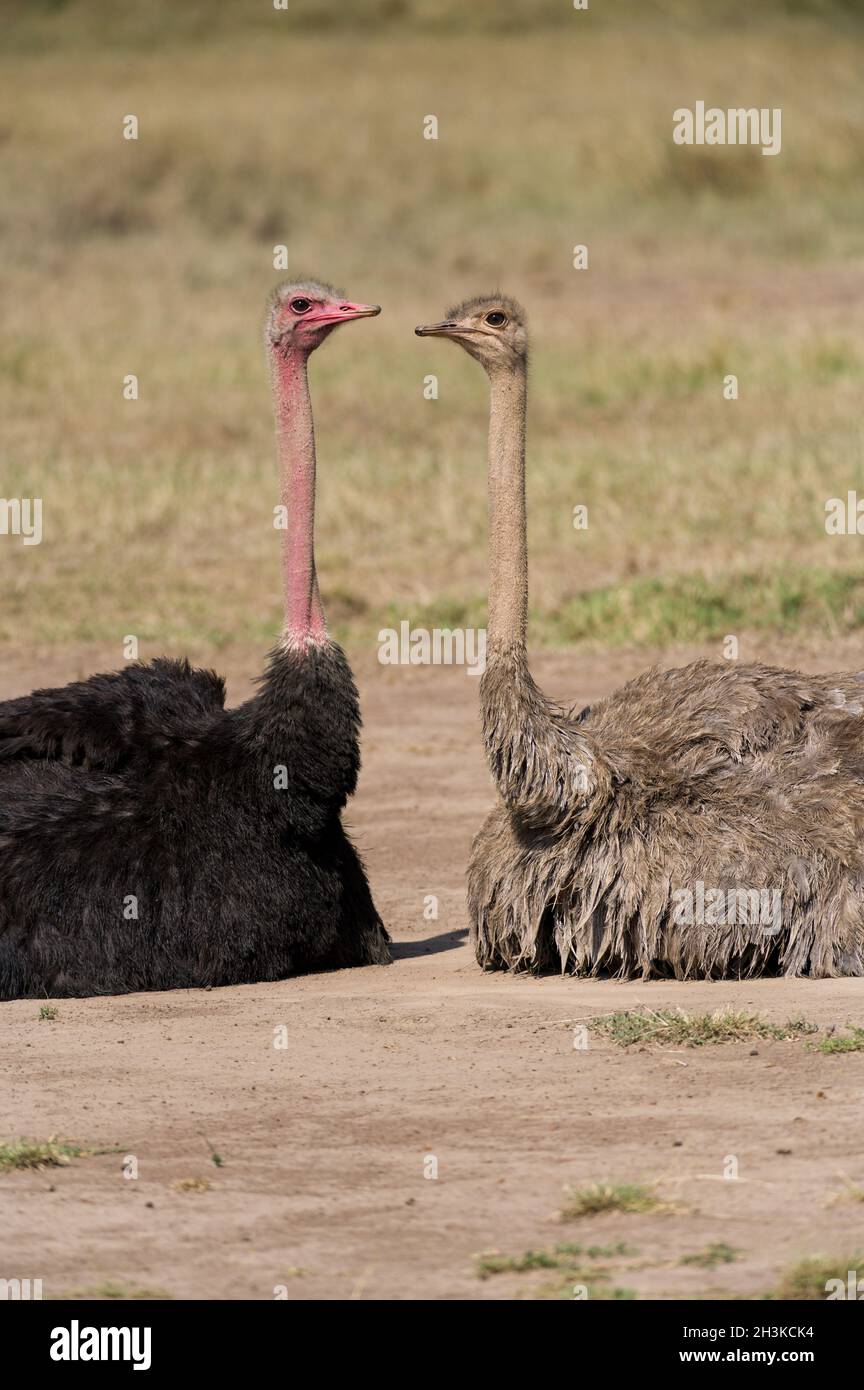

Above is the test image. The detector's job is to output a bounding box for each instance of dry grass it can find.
[1,5,862,656]
[171,1176,213,1194]
[588,1008,819,1047]
[51,1281,173,1301]
[827,1179,864,1206]
[772,1253,863,1300]
[560,1182,671,1219]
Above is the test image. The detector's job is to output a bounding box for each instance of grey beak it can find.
[415,321,458,337]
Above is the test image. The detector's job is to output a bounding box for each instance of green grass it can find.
[815,1027,864,1054]
[200,1134,224,1167]
[375,568,864,654]
[0,1137,124,1172]
[475,1248,562,1278]
[475,1241,632,1278]
[561,1182,668,1220]
[589,1008,820,1048]
[680,1243,740,1268]
[38,1005,59,1021]
[540,571,864,650]
[0,1138,88,1172]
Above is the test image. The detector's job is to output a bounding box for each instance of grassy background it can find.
[1,0,863,659]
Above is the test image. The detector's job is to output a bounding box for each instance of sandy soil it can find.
[1,642,863,1302]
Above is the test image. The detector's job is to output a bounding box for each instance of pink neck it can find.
[271,347,327,645]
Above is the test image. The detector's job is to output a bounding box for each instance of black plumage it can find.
[0,645,389,998]
[0,280,390,998]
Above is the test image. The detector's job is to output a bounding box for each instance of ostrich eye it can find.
[485,311,507,327]
[290,298,312,314]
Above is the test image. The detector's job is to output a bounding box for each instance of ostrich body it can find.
[417,297,864,979]
[0,281,390,999]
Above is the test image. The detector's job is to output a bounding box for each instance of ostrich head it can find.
[266,279,380,356]
[415,294,528,373]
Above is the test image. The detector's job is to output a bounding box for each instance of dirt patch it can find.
[1,644,863,1300]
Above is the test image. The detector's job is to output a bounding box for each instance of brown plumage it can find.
[416,296,864,979]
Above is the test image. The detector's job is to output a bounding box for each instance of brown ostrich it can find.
[416,295,864,979]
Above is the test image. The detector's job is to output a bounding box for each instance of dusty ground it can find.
[1,642,863,1302]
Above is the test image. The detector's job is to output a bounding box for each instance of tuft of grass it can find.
[200,1134,224,1167]
[772,1254,864,1301]
[589,1008,819,1048]
[586,1242,633,1259]
[537,1280,637,1301]
[475,1248,560,1278]
[53,1281,173,1301]
[827,1179,864,1206]
[474,1239,636,1299]
[815,1027,864,1054]
[560,1182,668,1220]
[171,1176,212,1194]
[38,1005,59,1020]
[680,1242,740,1268]
[0,1137,88,1172]
[475,1241,633,1278]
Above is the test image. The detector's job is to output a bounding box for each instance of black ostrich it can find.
[0,281,391,999]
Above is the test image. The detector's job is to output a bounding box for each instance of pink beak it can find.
[310,301,381,326]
